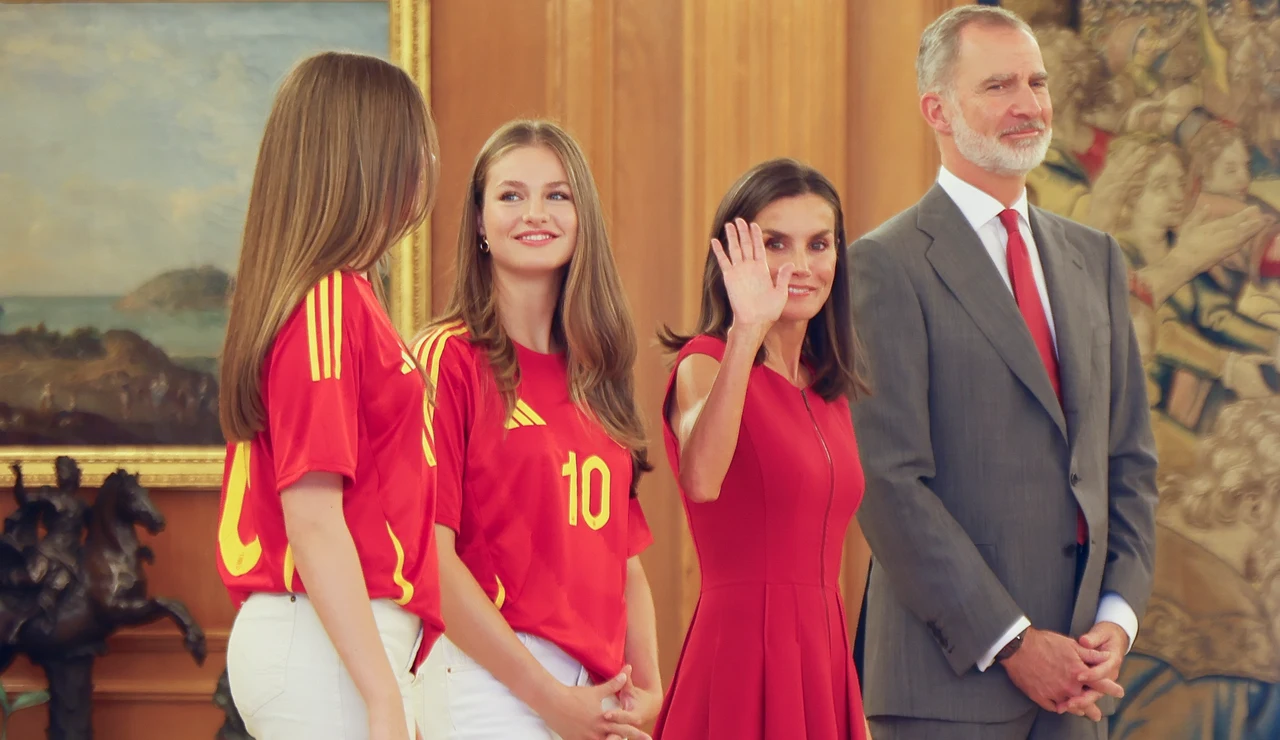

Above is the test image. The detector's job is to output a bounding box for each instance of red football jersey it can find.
[414,320,652,679]
[216,270,443,655]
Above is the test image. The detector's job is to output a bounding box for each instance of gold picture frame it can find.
[0,0,432,488]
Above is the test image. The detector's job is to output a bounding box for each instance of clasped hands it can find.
[1000,622,1129,722]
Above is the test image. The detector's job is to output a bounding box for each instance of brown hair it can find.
[1106,133,1189,231]
[1035,25,1110,110]
[415,119,651,492]
[1187,120,1248,186]
[917,4,1033,95]
[1159,399,1280,534]
[219,51,440,442]
[658,158,869,402]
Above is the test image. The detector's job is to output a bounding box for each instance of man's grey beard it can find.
[949,103,1051,176]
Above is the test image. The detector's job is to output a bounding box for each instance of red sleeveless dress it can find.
[653,335,868,740]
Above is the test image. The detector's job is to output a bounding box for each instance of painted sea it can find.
[0,296,225,372]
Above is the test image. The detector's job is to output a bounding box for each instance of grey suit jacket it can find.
[849,184,1158,723]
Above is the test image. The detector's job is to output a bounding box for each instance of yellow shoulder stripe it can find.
[412,320,468,389]
[304,271,344,382]
[411,321,467,460]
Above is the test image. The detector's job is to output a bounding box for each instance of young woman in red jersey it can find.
[409,119,660,740]
[216,52,442,740]
[654,159,874,740]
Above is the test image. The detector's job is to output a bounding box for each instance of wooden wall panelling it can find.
[846,0,970,240]
[843,0,970,644]
[607,0,686,688]
[545,0,616,214]
[429,0,550,316]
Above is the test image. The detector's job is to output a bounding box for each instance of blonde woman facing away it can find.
[216,51,443,740]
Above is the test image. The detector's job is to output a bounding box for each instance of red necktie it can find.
[998,209,1087,546]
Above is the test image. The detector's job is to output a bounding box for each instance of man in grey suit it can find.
[850,6,1158,740]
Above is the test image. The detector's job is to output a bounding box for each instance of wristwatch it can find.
[995,627,1028,664]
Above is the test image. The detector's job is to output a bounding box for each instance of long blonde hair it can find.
[416,119,651,491]
[220,51,440,442]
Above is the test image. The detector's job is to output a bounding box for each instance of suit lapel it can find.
[1030,206,1092,450]
[918,185,1067,441]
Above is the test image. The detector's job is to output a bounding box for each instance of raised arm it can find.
[669,218,794,503]
[669,326,766,503]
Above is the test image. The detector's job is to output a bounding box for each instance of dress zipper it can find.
[802,388,836,653]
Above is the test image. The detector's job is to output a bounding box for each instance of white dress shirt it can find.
[935,166,1138,671]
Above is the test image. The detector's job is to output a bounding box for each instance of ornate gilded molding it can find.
[388,0,434,339]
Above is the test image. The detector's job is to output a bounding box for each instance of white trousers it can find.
[414,632,619,739]
[227,593,421,740]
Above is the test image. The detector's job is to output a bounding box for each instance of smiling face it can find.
[752,193,838,323]
[940,23,1053,175]
[479,144,578,277]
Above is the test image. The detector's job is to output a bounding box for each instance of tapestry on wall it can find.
[994,0,1280,736]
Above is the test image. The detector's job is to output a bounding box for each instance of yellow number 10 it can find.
[562,451,611,530]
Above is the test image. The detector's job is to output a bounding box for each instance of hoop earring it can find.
[480,237,490,253]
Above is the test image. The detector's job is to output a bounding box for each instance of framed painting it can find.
[0,0,433,488]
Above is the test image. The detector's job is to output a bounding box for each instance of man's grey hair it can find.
[917,5,1034,96]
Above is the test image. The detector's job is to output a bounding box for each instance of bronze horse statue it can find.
[0,461,205,739]
[0,459,87,646]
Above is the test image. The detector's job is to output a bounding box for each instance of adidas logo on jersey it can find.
[505,399,546,429]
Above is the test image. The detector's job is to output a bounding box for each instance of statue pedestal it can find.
[35,654,93,740]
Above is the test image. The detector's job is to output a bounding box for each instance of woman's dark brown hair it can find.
[659,157,869,402]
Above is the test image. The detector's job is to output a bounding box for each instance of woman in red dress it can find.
[654,158,872,740]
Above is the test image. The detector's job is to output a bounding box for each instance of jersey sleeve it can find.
[266,272,362,491]
[414,323,474,532]
[626,496,653,558]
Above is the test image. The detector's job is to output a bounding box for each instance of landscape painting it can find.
[0,2,388,459]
